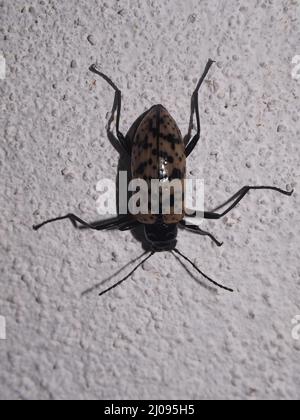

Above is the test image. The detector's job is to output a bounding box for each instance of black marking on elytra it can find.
[149,118,158,137]
[158,151,174,163]
[159,133,181,150]
[169,168,183,180]
[136,161,148,175]
[139,135,152,150]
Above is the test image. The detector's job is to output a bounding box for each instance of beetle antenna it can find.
[172,248,234,292]
[99,252,155,297]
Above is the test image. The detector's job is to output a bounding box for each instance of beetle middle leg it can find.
[180,220,223,247]
[185,59,215,157]
[203,185,293,220]
[89,65,131,156]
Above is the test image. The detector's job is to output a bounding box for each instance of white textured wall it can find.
[0,0,300,400]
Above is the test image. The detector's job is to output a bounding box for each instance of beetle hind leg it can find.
[33,214,132,231]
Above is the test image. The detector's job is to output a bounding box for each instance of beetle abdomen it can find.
[131,105,186,224]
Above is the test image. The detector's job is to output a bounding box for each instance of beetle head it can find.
[144,223,178,252]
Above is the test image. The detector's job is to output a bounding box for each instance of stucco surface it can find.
[0,0,300,400]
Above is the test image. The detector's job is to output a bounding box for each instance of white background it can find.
[0,0,299,400]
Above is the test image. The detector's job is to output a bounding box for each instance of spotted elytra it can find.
[33,60,293,296]
[131,104,186,225]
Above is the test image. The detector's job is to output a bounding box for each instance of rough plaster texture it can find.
[0,0,300,401]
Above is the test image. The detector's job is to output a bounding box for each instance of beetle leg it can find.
[180,220,223,246]
[204,186,293,220]
[185,59,215,157]
[118,220,140,231]
[89,65,131,156]
[33,214,131,231]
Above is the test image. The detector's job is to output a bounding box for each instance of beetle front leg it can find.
[89,65,131,156]
[203,185,293,220]
[184,59,215,157]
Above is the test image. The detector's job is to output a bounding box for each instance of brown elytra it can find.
[131,105,186,224]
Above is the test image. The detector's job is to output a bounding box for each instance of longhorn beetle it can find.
[33,60,293,296]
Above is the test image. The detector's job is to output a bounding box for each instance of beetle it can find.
[33,60,293,296]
